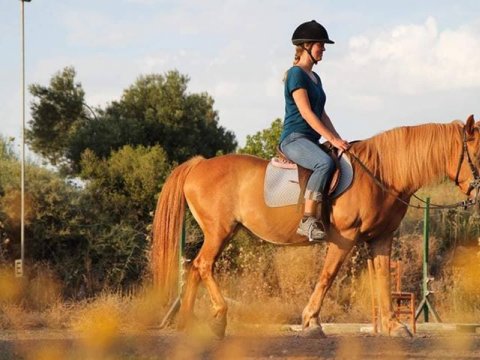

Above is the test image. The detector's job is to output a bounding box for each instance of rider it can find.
[279,20,350,241]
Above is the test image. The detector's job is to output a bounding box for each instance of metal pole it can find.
[17,0,30,278]
[415,197,442,322]
[422,197,430,322]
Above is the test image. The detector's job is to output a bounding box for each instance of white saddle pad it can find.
[264,153,354,207]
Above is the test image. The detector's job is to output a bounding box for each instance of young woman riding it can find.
[279,20,350,241]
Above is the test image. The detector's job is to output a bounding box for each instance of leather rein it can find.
[347,128,480,210]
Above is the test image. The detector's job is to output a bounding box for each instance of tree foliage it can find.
[28,68,237,174]
[0,67,297,297]
[0,139,172,295]
[27,67,86,169]
[16,67,239,295]
[80,145,170,223]
[239,118,282,159]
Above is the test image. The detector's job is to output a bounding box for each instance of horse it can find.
[151,115,480,338]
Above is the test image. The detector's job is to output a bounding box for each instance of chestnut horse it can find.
[152,115,480,338]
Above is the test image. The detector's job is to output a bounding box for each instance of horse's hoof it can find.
[209,314,227,339]
[298,325,326,338]
[390,324,413,337]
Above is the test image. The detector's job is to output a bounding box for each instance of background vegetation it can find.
[0,67,479,334]
[2,67,237,297]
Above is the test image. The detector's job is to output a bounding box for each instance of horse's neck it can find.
[358,123,460,195]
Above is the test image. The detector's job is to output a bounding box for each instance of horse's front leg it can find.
[301,232,355,337]
[369,234,411,336]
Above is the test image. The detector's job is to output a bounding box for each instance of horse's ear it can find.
[465,114,475,136]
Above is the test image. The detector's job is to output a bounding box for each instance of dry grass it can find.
[0,240,479,334]
[0,239,479,360]
[439,249,480,323]
[71,293,123,355]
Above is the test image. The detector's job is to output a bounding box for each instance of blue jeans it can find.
[280,132,335,201]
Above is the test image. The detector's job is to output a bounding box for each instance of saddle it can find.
[273,142,343,198]
[270,143,351,229]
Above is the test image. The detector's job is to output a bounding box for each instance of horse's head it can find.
[453,115,480,203]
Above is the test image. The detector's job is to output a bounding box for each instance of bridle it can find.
[454,127,480,197]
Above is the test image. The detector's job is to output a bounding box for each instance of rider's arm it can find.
[292,88,349,151]
[321,110,341,139]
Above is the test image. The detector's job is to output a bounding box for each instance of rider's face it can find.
[311,42,326,62]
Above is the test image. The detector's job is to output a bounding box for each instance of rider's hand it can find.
[331,137,350,151]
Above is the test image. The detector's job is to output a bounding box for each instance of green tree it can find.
[0,139,172,295]
[0,142,87,287]
[73,145,171,293]
[0,137,19,261]
[239,118,282,159]
[107,71,237,162]
[28,68,237,174]
[80,144,170,223]
[0,137,18,196]
[67,105,145,173]
[27,67,86,170]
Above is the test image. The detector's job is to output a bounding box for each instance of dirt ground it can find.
[1,326,480,359]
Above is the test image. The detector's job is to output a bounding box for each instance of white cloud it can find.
[340,17,480,95]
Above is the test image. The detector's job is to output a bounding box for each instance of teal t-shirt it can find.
[279,66,326,143]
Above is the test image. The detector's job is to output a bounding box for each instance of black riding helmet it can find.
[291,20,334,45]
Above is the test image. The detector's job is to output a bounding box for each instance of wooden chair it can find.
[367,259,416,334]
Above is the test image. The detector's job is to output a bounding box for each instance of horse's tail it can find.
[151,156,204,301]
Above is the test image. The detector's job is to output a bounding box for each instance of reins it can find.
[345,128,480,211]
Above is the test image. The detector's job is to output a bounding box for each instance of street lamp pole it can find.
[17,0,31,278]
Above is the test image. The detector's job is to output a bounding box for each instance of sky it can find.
[1,0,480,150]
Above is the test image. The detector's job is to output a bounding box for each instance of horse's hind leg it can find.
[178,225,235,339]
[196,238,231,338]
[177,264,201,330]
[301,232,354,337]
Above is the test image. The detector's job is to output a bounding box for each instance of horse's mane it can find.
[351,122,462,190]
